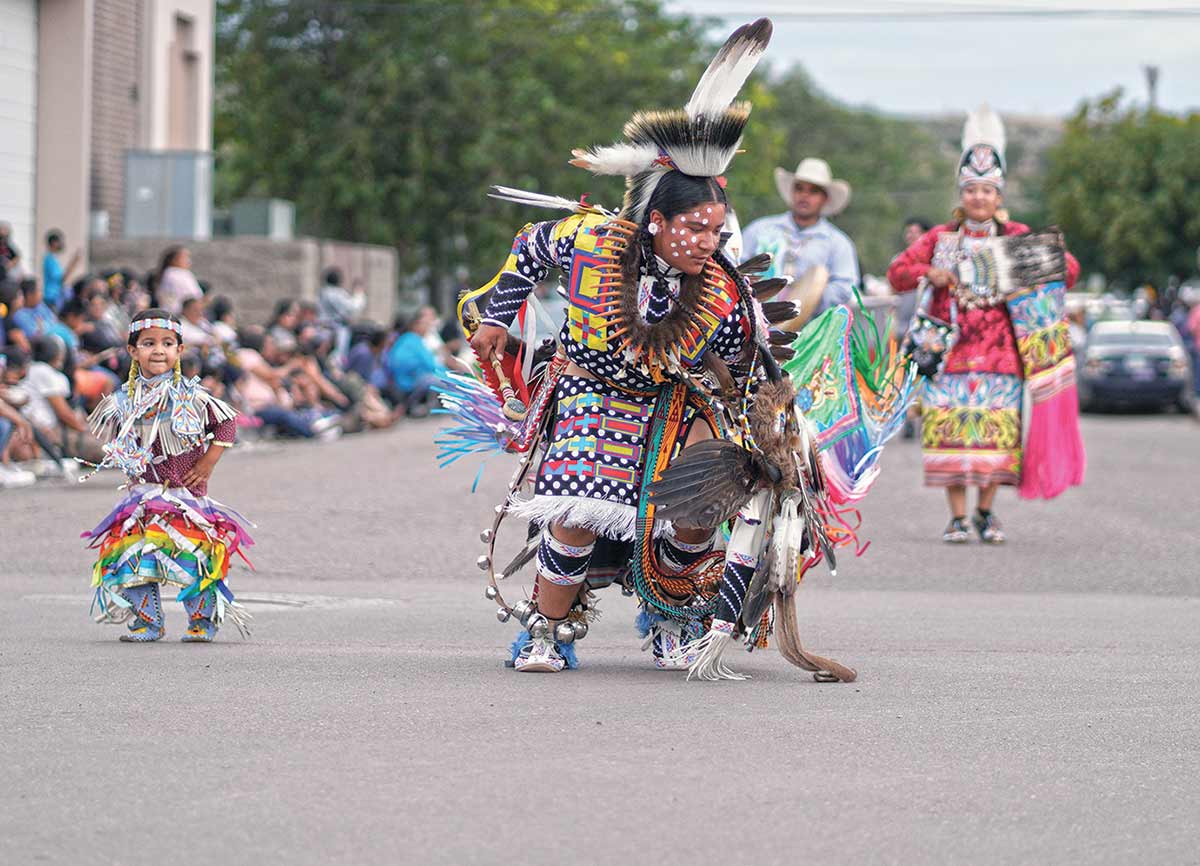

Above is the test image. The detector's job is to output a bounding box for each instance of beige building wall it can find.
[138,0,213,152]
[90,0,142,238]
[0,0,39,259]
[35,0,94,269]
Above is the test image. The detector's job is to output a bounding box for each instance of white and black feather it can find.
[685,17,773,120]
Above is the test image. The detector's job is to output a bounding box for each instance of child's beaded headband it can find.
[129,317,182,337]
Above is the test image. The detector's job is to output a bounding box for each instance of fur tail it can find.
[772,593,856,682]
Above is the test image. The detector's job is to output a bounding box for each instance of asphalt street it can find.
[1,410,1197,865]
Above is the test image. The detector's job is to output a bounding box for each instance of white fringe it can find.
[684,621,749,682]
[506,494,671,541]
[215,592,253,639]
[507,494,639,541]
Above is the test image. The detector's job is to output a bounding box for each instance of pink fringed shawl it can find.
[965,229,1086,499]
[1006,279,1086,498]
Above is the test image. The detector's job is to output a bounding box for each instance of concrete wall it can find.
[0,0,39,259]
[89,236,398,327]
[91,0,142,237]
[36,0,94,270]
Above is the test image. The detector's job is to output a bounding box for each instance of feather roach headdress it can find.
[567,18,772,224]
[958,103,1007,190]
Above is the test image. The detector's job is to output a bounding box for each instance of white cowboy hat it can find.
[774,158,852,216]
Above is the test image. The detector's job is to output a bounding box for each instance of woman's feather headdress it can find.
[958,103,1007,189]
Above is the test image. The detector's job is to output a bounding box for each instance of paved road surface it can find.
[1,411,1197,865]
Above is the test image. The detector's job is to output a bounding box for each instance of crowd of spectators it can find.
[0,222,471,490]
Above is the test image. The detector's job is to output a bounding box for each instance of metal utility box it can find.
[124,150,213,239]
[230,198,295,241]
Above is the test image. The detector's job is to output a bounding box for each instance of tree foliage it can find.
[728,68,954,281]
[1045,92,1200,287]
[215,0,956,307]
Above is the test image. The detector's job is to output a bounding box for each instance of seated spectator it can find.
[58,299,120,408]
[385,311,445,417]
[318,267,367,364]
[438,317,473,374]
[275,330,351,415]
[0,355,36,488]
[10,279,77,349]
[153,246,203,314]
[268,298,302,349]
[347,326,392,390]
[96,271,132,335]
[116,269,150,318]
[207,295,239,348]
[180,296,217,354]
[234,327,341,440]
[0,280,28,354]
[0,221,23,283]
[298,299,320,332]
[413,305,444,356]
[2,338,99,470]
[83,286,126,353]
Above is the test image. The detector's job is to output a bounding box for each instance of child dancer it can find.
[83,309,252,642]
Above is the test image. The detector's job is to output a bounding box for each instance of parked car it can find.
[1085,296,1135,326]
[1077,321,1194,413]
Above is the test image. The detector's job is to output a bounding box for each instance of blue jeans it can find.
[255,405,315,438]
[0,417,13,456]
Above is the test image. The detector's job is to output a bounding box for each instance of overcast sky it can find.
[667,1,1200,116]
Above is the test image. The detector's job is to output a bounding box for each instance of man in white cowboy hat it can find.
[740,157,860,319]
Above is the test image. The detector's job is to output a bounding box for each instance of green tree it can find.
[727,68,955,277]
[216,0,716,309]
[1045,91,1200,287]
[215,1,959,306]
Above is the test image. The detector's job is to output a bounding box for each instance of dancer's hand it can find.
[926,267,957,289]
[182,450,221,489]
[470,323,507,363]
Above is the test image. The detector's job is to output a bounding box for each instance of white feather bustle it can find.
[569,142,660,178]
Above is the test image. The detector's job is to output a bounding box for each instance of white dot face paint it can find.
[671,242,677,248]
[706,207,713,213]
[691,236,699,244]
[672,252,680,258]
[702,219,708,225]
[693,212,700,218]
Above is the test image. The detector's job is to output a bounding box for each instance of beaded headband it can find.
[129,317,182,337]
